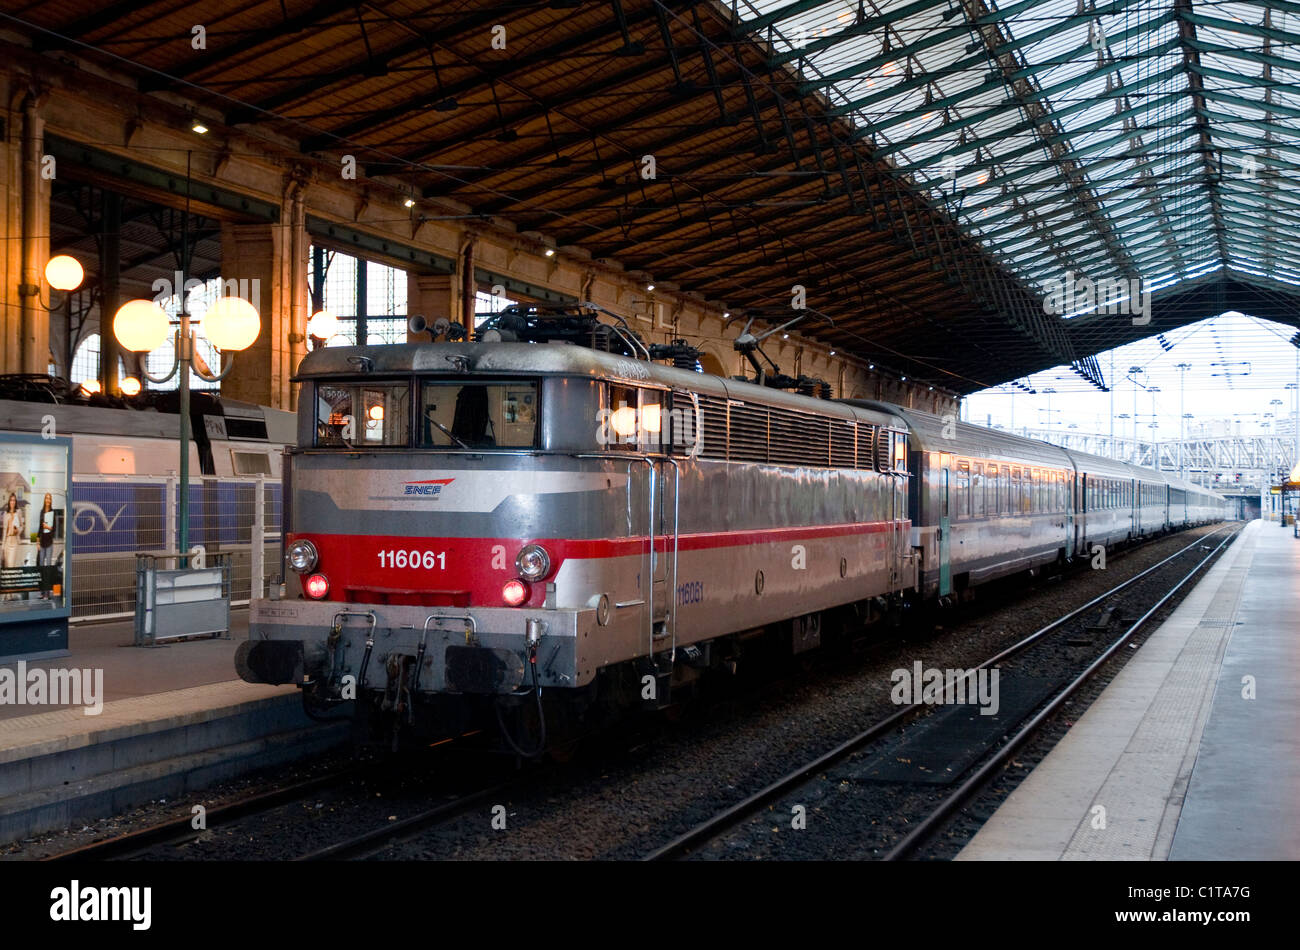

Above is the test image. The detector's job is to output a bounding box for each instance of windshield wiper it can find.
[426,412,470,449]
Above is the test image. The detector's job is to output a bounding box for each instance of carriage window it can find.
[315,381,410,447]
[420,380,539,448]
[956,462,971,519]
[972,463,985,518]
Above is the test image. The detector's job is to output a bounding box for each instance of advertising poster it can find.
[0,433,72,658]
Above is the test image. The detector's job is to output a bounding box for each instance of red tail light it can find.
[502,579,529,606]
[305,574,329,599]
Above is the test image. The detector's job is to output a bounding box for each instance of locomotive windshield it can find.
[315,381,410,447]
[311,379,539,449]
[421,380,538,449]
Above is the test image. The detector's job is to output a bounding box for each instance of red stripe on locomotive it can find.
[289,520,907,607]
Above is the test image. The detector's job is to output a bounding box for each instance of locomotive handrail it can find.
[659,456,681,661]
[413,614,479,695]
[331,610,377,690]
[580,301,652,361]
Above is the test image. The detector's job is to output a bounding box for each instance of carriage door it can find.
[938,451,953,597]
[1064,469,1076,556]
[1130,479,1138,537]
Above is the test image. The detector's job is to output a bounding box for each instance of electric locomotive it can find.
[239,307,914,743]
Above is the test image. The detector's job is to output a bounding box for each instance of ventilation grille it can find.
[684,392,881,471]
[858,426,876,472]
[830,419,856,468]
[697,394,729,460]
[728,402,769,462]
[770,410,830,466]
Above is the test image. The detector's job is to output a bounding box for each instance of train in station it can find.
[236,306,1228,750]
[0,376,295,615]
[0,375,294,478]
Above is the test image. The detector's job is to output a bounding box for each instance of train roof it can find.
[842,401,1073,468]
[296,342,909,430]
[844,400,1225,500]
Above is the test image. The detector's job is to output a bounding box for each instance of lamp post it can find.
[1176,363,1191,479]
[32,255,85,380]
[1148,385,1160,469]
[112,294,260,555]
[1129,366,1143,463]
[1287,381,1299,474]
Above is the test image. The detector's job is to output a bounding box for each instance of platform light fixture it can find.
[113,294,262,554]
[544,248,555,257]
[403,197,415,208]
[120,377,142,396]
[44,255,84,292]
[307,309,339,341]
[191,121,208,134]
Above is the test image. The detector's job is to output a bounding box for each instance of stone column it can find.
[2,82,53,376]
[406,273,460,342]
[0,77,23,375]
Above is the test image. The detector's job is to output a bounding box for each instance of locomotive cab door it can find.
[937,451,952,597]
[644,390,684,651]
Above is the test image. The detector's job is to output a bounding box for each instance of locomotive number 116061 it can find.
[377,549,447,570]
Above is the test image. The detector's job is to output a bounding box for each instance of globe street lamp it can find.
[112,294,261,555]
[44,255,85,294]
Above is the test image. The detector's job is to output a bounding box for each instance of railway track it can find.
[643,522,1241,861]
[38,730,494,862]
[41,766,362,862]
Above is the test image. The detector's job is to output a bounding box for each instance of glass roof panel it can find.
[741,0,1300,290]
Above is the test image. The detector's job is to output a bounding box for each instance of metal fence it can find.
[69,475,281,622]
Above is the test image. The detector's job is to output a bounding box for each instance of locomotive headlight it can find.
[287,539,318,574]
[515,544,552,581]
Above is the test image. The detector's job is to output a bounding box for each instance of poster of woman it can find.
[0,437,69,613]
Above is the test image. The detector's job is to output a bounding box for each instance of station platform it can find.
[0,610,347,845]
[958,519,1299,861]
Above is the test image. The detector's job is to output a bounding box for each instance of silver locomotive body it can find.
[241,342,913,711]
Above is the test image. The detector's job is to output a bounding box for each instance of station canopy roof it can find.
[4,0,1300,393]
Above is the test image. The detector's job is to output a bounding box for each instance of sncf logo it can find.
[403,478,455,496]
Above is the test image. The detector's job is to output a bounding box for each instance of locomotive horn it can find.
[407,314,429,335]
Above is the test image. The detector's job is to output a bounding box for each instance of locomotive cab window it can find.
[420,380,539,449]
[603,384,683,453]
[315,381,411,447]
